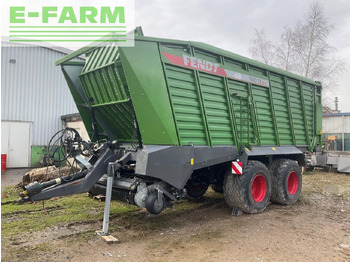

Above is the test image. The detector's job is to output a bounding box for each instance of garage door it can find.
[1,121,31,168]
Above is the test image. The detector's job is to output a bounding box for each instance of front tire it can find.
[269,159,302,205]
[224,161,271,214]
[211,184,224,193]
[146,192,166,215]
[185,181,209,198]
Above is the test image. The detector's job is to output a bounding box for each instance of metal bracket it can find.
[75,155,92,170]
[231,206,243,217]
[154,184,176,201]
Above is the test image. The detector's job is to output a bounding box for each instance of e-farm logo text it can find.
[3,0,134,47]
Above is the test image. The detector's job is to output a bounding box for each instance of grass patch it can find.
[1,185,137,239]
[1,185,224,241]
[302,171,350,196]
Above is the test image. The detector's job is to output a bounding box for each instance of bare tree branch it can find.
[248,28,275,65]
[248,1,345,100]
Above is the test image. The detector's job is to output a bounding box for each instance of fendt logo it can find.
[2,0,134,47]
[162,52,270,88]
[183,55,220,73]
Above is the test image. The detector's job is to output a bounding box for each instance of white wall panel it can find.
[1,42,84,145]
[323,115,350,133]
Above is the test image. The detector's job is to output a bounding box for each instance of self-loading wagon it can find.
[20,28,323,220]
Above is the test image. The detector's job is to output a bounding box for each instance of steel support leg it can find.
[102,163,114,234]
[96,162,118,242]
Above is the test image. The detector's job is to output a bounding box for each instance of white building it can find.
[323,112,350,151]
[1,42,84,168]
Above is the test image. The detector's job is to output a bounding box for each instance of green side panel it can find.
[269,74,293,145]
[287,79,307,145]
[162,46,235,146]
[82,44,120,73]
[316,101,322,134]
[30,146,67,167]
[227,79,255,147]
[31,146,47,167]
[61,64,108,141]
[57,32,323,151]
[301,83,315,143]
[119,41,178,145]
[199,73,234,145]
[79,44,134,142]
[165,64,207,145]
[93,103,135,140]
[251,85,275,145]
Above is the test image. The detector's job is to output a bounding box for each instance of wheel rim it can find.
[154,198,164,210]
[287,171,299,195]
[251,174,267,202]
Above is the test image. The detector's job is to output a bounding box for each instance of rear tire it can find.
[224,161,271,214]
[269,159,302,205]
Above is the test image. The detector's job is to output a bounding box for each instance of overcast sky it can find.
[135,0,350,112]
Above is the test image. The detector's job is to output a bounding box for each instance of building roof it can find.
[1,37,85,59]
[322,106,340,114]
[61,113,81,121]
[323,112,350,117]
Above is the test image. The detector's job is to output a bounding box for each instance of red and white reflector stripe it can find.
[232,161,243,175]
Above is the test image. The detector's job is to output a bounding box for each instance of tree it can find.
[248,29,275,65]
[291,2,336,79]
[249,2,344,97]
[275,27,295,72]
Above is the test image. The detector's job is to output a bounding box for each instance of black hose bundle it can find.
[45,127,86,182]
[47,127,81,164]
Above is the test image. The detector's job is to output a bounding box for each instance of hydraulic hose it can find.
[19,171,87,199]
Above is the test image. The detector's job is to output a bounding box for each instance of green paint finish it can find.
[251,85,275,145]
[61,64,108,141]
[30,146,47,167]
[165,64,207,145]
[78,44,134,142]
[199,73,234,145]
[118,41,179,144]
[57,30,322,150]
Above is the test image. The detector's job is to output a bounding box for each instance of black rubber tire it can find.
[268,159,302,205]
[185,181,209,198]
[306,166,315,172]
[211,184,224,193]
[224,161,271,214]
[211,167,226,193]
[146,192,166,215]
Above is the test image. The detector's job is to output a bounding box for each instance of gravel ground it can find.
[2,170,350,262]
